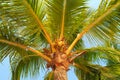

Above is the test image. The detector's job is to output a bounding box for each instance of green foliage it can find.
[0,0,120,80]
[11,54,45,80]
[44,71,54,80]
[0,0,47,79]
[44,0,87,41]
[74,47,120,80]
[0,0,47,48]
[81,0,120,49]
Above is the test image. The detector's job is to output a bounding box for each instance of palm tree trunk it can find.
[54,66,68,80]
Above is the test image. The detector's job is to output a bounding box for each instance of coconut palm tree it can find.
[0,0,120,80]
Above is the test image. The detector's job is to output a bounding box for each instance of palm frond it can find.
[0,0,48,48]
[0,44,15,62]
[66,0,120,54]
[0,41,48,80]
[74,62,120,80]
[0,39,51,62]
[0,0,52,61]
[73,46,120,80]
[81,0,120,48]
[73,62,102,80]
[0,42,30,63]
[0,42,46,80]
[27,0,45,20]
[10,54,45,80]
[84,47,120,63]
[44,0,87,41]
[25,0,53,45]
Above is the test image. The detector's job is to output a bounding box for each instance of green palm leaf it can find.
[74,60,120,80]
[73,46,120,80]
[10,55,45,80]
[44,0,87,41]
[84,47,120,63]
[0,0,120,80]
[0,1,50,79]
[81,0,120,48]
[0,0,47,47]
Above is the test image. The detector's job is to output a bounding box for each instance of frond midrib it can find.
[0,39,51,62]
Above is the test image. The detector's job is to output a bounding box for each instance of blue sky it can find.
[0,58,11,80]
[0,0,100,80]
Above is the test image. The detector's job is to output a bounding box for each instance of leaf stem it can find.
[66,2,120,55]
[69,51,86,62]
[49,71,53,80]
[0,39,51,62]
[24,0,53,46]
[60,0,67,40]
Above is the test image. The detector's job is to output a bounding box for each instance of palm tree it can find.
[0,0,120,80]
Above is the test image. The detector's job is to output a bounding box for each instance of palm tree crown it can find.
[0,0,120,80]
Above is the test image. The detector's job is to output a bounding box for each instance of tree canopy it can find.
[0,0,120,80]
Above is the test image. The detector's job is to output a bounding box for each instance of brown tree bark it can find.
[54,66,68,80]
